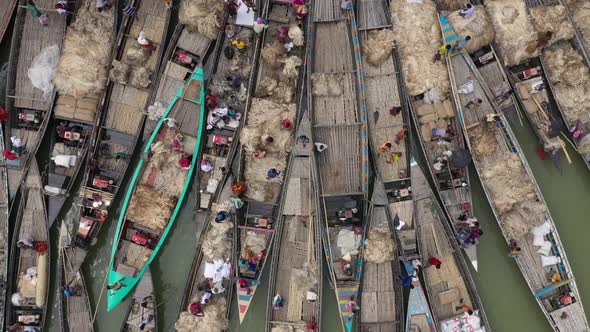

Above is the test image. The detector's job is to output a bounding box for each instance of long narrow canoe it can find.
[107,67,206,311]
[121,268,157,331]
[6,160,49,330]
[5,0,67,204]
[447,31,590,330]
[71,0,171,263]
[265,110,322,331]
[354,8,406,328]
[395,3,478,270]
[58,223,93,332]
[44,0,119,227]
[234,0,306,322]
[0,0,17,43]
[310,2,369,331]
[412,160,490,330]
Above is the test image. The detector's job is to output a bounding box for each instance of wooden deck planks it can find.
[312,0,340,22]
[313,22,354,73]
[14,0,66,111]
[357,0,390,30]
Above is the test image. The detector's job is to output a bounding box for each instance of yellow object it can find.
[232,39,246,50]
[551,272,562,283]
[36,253,48,307]
[438,44,450,55]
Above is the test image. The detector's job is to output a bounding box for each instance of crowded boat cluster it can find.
[0,0,589,331]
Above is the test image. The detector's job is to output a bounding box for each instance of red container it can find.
[132,233,148,246]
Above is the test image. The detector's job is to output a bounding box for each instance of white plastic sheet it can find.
[28,45,60,98]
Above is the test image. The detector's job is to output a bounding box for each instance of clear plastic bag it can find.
[28,45,61,98]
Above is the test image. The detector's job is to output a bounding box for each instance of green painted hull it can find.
[106,67,206,311]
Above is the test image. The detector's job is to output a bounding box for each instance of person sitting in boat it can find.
[54,0,69,15]
[11,136,25,155]
[189,301,204,317]
[315,142,328,153]
[380,141,393,152]
[459,3,475,19]
[339,0,352,16]
[201,159,213,172]
[63,285,79,298]
[508,240,522,258]
[238,278,252,295]
[267,168,281,179]
[26,0,48,25]
[138,314,154,330]
[200,291,212,305]
[96,0,112,12]
[215,211,229,223]
[232,37,247,53]
[454,35,471,51]
[345,297,360,321]
[389,105,402,116]
[17,237,35,249]
[272,293,284,310]
[433,44,452,62]
[465,98,483,111]
[253,17,268,35]
[306,317,319,330]
[427,256,442,269]
[254,149,266,158]
[291,0,308,18]
[401,275,414,289]
[137,31,155,51]
[107,279,126,293]
[178,153,192,170]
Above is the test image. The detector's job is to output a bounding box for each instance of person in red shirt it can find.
[428,257,442,269]
[189,302,204,316]
[3,149,17,160]
[178,153,192,169]
[306,317,319,330]
[0,107,9,122]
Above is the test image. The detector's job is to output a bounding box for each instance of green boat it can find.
[107,67,206,311]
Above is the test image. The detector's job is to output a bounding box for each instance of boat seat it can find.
[438,288,460,305]
[116,263,137,277]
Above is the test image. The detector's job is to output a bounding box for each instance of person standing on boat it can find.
[433,44,451,62]
[459,3,475,19]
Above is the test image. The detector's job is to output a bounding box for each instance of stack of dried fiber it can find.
[569,0,590,48]
[447,5,495,54]
[485,0,538,66]
[54,0,115,98]
[529,4,574,47]
[362,29,396,66]
[391,0,450,97]
[175,296,229,332]
[179,0,224,40]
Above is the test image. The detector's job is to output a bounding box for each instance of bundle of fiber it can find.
[255,77,295,104]
[127,185,175,232]
[529,5,574,47]
[362,29,395,66]
[391,0,450,97]
[311,73,342,96]
[448,5,495,54]
[434,0,469,12]
[288,23,305,46]
[240,98,296,155]
[281,56,302,80]
[109,60,129,85]
[543,46,590,125]
[477,151,536,215]
[179,0,224,40]
[129,66,152,89]
[364,227,396,264]
[54,0,115,98]
[262,41,287,69]
[485,0,538,67]
[202,219,234,260]
[228,51,253,79]
[502,200,546,238]
[243,154,287,201]
[126,44,152,66]
[570,0,590,48]
[175,297,229,332]
[291,263,318,300]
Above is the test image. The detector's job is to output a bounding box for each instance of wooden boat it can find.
[5,0,67,204]
[411,160,490,330]
[121,268,157,332]
[265,110,322,331]
[0,0,17,43]
[531,0,590,171]
[401,11,478,270]
[0,124,9,332]
[6,160,49,330]
[72,0,171,257]
[446,28,590,330]
[309,2,369,331]
[57,223,93,332]
[175,178,235,330]
[354,7,406,328]
[106,66,206,311]
[234,0,306,322]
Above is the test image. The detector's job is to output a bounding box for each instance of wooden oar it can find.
[530,95,572,164]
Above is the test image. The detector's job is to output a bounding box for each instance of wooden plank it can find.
[0,0,17,43]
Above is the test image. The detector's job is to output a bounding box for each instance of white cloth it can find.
[206,178,219,193]
[137,31,150,46]
[201,161,213,172]
[440,311,484,332]
[164,118,176,128]
[253,22,267,34]
[541,255,561,267]
[537,241,552,256]
[204,259,232,283]
[11,292,22,306]
[52,155,78,168]
[336,229,360,258]
[96,0,108,8]
[11,136,23,147]
[306,291,318,301]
